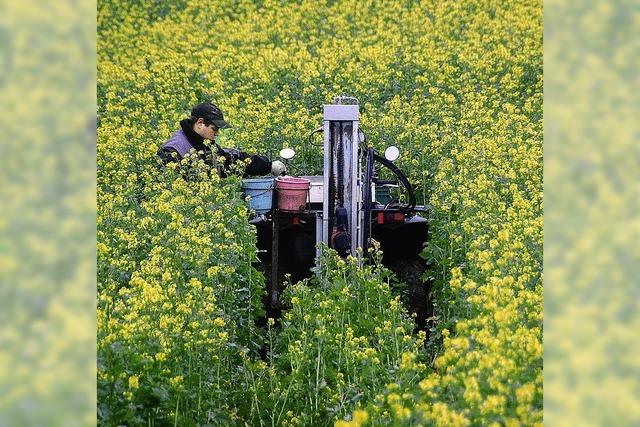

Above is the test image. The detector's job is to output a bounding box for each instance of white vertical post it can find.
[322,119,331,246]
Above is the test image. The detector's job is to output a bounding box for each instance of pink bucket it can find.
[276,177,310,212]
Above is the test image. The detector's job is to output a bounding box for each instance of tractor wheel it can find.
[386,258,433,333]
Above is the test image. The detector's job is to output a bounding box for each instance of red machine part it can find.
[377,211,405,224]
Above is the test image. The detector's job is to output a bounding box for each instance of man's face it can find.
[194,118,219,140]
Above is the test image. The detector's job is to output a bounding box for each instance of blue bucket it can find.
[241,177,275,213]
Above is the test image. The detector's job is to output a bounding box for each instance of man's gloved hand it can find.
[271,160,286,176]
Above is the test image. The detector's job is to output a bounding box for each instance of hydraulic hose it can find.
[373,153,417,211]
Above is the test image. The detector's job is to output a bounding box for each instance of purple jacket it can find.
[162,129,197,158]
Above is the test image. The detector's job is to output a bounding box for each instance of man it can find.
[157,101,286,177]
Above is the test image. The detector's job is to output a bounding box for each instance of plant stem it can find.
[174,396,179,427]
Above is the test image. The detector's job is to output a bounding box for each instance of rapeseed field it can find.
[98,0,542,425]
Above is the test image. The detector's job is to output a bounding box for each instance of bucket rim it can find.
[242,177,276,183]
[242,177,275,189]
[276,176,311,184]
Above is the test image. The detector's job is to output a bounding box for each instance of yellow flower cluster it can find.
[359,0,542,424]
[98,0,541,424]
[335,409,370,427]
[257,248,427,426]
[97,123,266,422]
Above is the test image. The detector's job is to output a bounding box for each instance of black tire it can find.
[386,258,433,333]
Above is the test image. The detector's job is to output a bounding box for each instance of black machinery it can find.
[252,97,430,326]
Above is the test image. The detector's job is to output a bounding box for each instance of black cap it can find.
[191,102,232,129]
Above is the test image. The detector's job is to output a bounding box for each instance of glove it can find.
[271,160,286,176]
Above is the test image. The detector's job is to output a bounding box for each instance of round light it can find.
[384,146,400,161]
[280,148,296,159]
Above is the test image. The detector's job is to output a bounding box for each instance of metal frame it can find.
[321,103,362,257]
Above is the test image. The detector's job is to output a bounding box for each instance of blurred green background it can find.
[0,0,637,425]
[0,0,97,425]
[544,0,640,425]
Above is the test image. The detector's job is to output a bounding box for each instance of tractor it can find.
[246,97,431,329]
